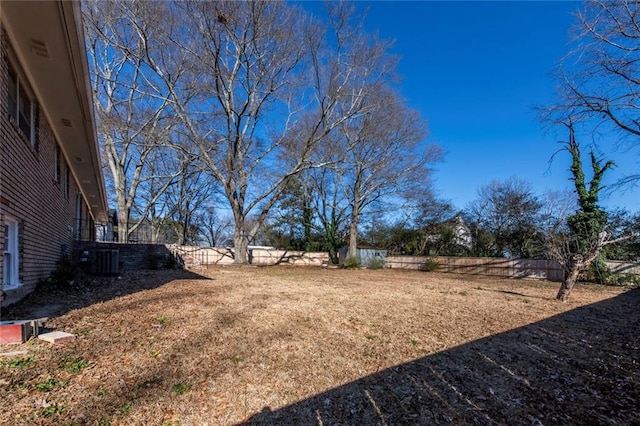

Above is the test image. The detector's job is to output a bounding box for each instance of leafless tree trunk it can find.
[338,88,441,261]
[83,1,184,242]
[122,1,402,263]
[163,159,213,246]
[306,163,348,264]
[199,206,232,248]
[552,230,634,302]
[85,1,434,263]
[348,192,361,260]
[556,256,582,303]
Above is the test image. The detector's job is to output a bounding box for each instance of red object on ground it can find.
[0,321,32,344]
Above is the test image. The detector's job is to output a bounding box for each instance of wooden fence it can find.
[606,260,640,275]
[386,256,565,281]
[168,245,638,282]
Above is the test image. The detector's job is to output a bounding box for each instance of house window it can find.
[3,218,21,290]
[6,59,37,148]
[63,163,70,198]
[54,145,61,183]
[75,193,82,240]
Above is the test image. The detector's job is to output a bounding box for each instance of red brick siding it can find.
[0,29,92,305]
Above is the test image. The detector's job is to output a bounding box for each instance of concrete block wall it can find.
[75,242,175,272]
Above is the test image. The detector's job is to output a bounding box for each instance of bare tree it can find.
[292,88,440,264]
[84,1,424,263]
[338,88,440,260]
[197,206,233,248]
[267,177,315,251]
[119,1,400,263]
[138,147,184,243]
[307,163,349,264]
[538,189,577,234]
[414,199,465,256]
[83,1,185,241]
[163,159,213,245]
[547,0,640,186]
[468,178,543,258]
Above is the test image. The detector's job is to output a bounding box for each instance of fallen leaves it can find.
[0,267,636,424]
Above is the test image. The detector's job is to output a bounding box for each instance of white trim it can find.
[3,217,21,290]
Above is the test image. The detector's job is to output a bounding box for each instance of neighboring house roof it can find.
[1,0,107,222]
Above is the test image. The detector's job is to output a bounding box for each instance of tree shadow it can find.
[0,268,209,321]
[473,287,551,300]
[242,288,640,425]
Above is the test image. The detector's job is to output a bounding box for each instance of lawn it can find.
[0,267,638,425]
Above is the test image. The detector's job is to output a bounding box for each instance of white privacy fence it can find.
[169,246,329,268]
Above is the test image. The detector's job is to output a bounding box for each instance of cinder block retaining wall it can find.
[75,242,173,272]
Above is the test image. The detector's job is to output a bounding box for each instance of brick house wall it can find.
[0,28,91,306]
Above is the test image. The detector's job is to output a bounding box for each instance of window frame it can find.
[2,217,21,290]
[63,160,70,198]
[6,47,37,149]
[54,144,61,183]
[75,192,82,240]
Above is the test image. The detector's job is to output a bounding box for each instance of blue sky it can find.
[353,1,639,213]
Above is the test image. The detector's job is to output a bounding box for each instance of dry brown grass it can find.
[0,267,637,425]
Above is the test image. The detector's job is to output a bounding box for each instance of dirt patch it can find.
[0,267,637,425]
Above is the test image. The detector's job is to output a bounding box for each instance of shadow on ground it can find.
[243,288,640,425]
[0,268,208,321]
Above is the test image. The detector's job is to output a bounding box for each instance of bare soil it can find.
[0,267,638,425]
